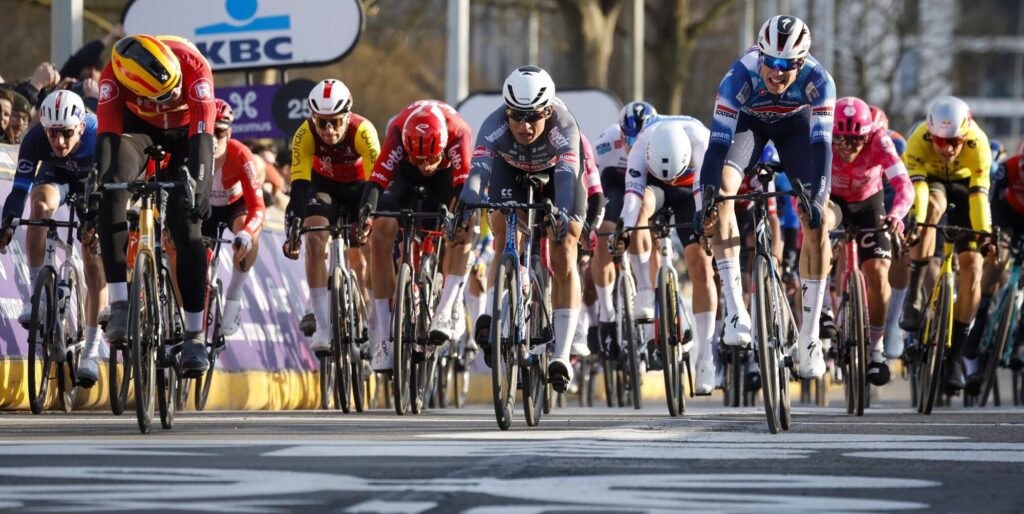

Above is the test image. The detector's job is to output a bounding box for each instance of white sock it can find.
[226,268,249,301]
[310,287,329,328]
[435,275,463,318]
[822,277,834,311]
[374,298,392,342]
[553,308,580,362]
[595,283,615,322]
[84,325,100,358]
[483,287,494,317]
[869,325,886,360]
[799,278,826,340]
[887,287,907,326]
[693,312,716,364]
[184,311,204,334]
[716,257,745,321]
[28,266,40,287]
[466,291,482,328]
[109,282,128,303]
[629,251,653,291]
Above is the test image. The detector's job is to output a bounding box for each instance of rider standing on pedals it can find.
[282,79,379,356]
[829,97,913,386]
[455,66,586,392]
[696,15,836,380]
[94,35,216,376]
[611,117,719,394]
[356,100,473,372]
[0,90,107,386]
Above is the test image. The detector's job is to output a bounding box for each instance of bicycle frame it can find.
[922,239,957,352]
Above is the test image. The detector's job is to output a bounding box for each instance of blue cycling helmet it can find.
[619,101,658,142]
[889,131,907,156]
[991,139,1006,161]
[759,143,781,167]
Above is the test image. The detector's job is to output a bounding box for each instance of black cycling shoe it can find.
[181,335,210,378]
[900,305,923,332]
[599,322,618,361]
[945,359,966,391]
[1010,347,1024,371]
[548,360,571,394]
[867,361,891,386]
[300,312,316,337]
[586,326,600,355]
[475,315,492,368]
[965,368,984,396]
[819,309,837,339]
[646,340,664,371]
[745,370,762,391]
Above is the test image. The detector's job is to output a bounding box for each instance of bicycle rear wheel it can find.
[980,290,1017,406]
[27,269,57,415]
[130,254,158,434]
[657,267,682,416]
[920,276,953,415]
[752,255,781,434]
[158,264,180,427]
[491,255,519,430]
[195,280,223,411]
[393,263,415,415]
[727,346,742,407]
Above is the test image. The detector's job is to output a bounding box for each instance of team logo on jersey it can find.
[485,124,507,143]
[558,151,578,165]
[805,82,820,102]
[596,142,611,155]
[473,146,494,159]
[190,79,214,102]
[98,80,118,104]
[549,126,569,149]
[629,168,641,178]
[737,83,751,104]
[714,104,738,119]
[447,145,462,171]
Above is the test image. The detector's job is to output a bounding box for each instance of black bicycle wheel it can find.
[616,275,642,410]
[603,361,617,407]
[728,346,742,407]
[195,281,223,411]
[349,272,368,413]
[328,267,351,413]
[491,254,518,430]
[847,271,868,416]
[130,254,158,434]
[156,262,178,430]
[980,292,1016,406]
[393,263,414,415]
[156,363,176,429]
[27,268,56,415]
[752,255,781,433]
[920,276,953,415]
[109,341,131,415]
[523,272,548,425]
[59,270,85,413]
[657,267,681,416]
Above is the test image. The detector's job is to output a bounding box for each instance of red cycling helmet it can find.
[214,98,234,127]
[869,105,889,132]
[834,97,873,137]
[402,103,448,159]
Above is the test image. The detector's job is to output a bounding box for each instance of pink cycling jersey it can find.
[831,126,913,219]
[581,133,603,197]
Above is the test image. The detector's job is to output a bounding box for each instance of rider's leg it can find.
[794,197,835,379]
[710,164,749,346]
[954,249,984,383]
[628,190,657,320]
[885,249,911,358]
[369,215,399,368]
[303,214,331,349]
[593,220,616,322]
[19,185,61,323]
[686,240,718,393]
[549,219,583,389]
[903,186,946,329]
[222,212,259,336]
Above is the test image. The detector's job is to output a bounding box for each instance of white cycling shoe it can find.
[797,335,827,379]
[222,298,242,336]
[17,303,32,327]
[694,358,716,395]
[428,310,454,343]
[78,355,100,388]
[371,339,393,372]
[633,288,655,321]
[722,309,752,347]
[308,328,331,355]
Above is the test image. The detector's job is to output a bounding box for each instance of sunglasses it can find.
[760,54,804,72]
[506,108,548,123]
[214,126,230,139]
[932,135,966,148]
[835,135,867,146]
[46,127,76,140]
[314,115,347,131]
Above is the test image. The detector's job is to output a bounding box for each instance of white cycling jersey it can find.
[594,124,629,173]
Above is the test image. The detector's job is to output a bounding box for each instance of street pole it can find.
[51,0,83,68]
[447,0,470,106]
[627,0,644,101]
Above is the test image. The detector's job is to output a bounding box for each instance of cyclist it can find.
[592,101,657,357]
[0,89,107,386]
[456,65,586,392]
[357,99,472,372]
[204,99,265,336]
[696,15,836,379]
[900,96,992,391]
[282,79,380,355]
[94,34,216,376]
[829,96,913,386]
[612,117,717,393]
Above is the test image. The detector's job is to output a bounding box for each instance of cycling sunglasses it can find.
[314,115,347,131]
[835,135,867,146]
[932,135,966,148]
[46,127,76,140]
[760,54,804,72]
[506,108,548,123]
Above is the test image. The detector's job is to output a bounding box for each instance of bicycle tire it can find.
[849,271,868,416]
[60,269,85,413]
[109,342,131,416]
[491,254,518,430]
[522,306,542,426]
[195,280,223,411]
[980,290,1017,406]
[657,267,681,416]
[349,271,368,413]
[753,255,781,433]
[130,253,157,434]
[617,274,642,410]
[393,262,414,415]
[156,261,178,430]
[603,361,617,407]
[920,275,954,415]
[728,346,742,407]
[27,268,56,415]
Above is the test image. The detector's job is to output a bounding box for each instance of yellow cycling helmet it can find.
[111,35,181,99]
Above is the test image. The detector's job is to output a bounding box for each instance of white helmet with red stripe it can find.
[308,79,353,116]
[758,15,811,60]
[39,89,86,129]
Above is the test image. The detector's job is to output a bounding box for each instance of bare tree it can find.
[554,0,625,88]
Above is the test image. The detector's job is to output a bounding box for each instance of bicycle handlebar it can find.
[11,218,79,230]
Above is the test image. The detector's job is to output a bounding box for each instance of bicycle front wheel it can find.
[842,271,868,416]
[617,275,642,410]
[752,255,781,434]
[130,254,158,434]
[393,263,415,415]
[27,268,57,415]
[491,254,519,430]
[920,274,954,415]
[657,267,682,416]
[195,280,223,411]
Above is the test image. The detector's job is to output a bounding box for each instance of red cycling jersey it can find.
[370,100,472,190]
[211,139,265,237]
[1001,155,1024,215]
[97,36,215,137]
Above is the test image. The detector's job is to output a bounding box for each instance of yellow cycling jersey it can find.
[290,113,379,184]
[903,121,992,231]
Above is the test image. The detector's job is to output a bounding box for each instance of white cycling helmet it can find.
[503,65,555,111]
[307,79,353,117]
[926,96,971,139]
[758,15,811,60]
[645,122,692,183]
[39,89,86,129]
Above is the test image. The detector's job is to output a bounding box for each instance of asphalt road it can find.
[1,376,1022,514]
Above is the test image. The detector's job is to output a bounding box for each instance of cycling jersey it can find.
[993,155,1024,214]
[211,139,265,237]
[594,124,628,173]
[371,100,471,191]
[581,133,603,197]
[700,48,836,217]
[831,126,913,220]
[621,116,710,228]
[903,121,992,230]
[461,97,582,218]
[2,113,98,221]
[97,36,215,137]
[290,114,379,184]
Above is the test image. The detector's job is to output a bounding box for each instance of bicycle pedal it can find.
[181,368,205,380]
[313,349,332,358]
